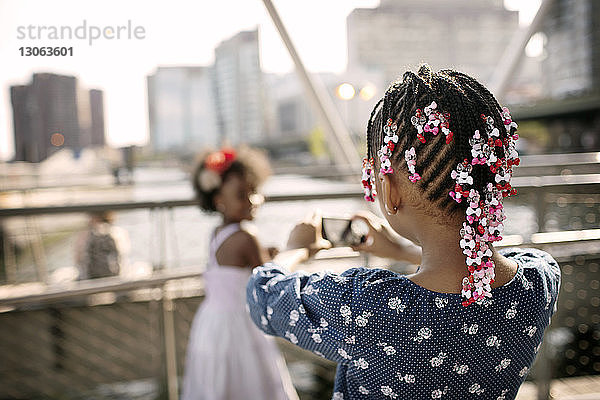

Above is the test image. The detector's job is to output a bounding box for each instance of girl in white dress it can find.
[182,147,297,400]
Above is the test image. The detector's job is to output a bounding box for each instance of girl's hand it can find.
[351,211,422,264]
[287,211,332,257]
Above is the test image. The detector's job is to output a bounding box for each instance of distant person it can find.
[246,65,561,399]
[181,147,298,400]
[75,211,128,279]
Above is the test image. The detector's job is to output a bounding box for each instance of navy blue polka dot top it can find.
[246,248,561,400]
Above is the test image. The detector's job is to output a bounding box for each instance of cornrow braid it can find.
[362,64,520,307]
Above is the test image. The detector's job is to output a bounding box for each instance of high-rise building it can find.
[10,73,106,163]
[213,29,265,145]
[147,66,219,153]
[541,0,600,98]
[347,0,519,85]
[89,90,106,147]
[11,73,79,162]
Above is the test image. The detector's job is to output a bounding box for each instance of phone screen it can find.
[321,217,366,247]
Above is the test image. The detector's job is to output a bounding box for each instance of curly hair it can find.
[366,64,515,217]
[192,146,271,212]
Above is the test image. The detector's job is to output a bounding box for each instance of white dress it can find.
[181,223,298,400]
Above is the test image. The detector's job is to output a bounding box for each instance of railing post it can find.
[162,286,179,400]
[537,336,552,400]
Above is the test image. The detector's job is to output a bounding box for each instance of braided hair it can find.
[363,64,520,306]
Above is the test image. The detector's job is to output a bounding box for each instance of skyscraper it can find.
[147,66,219,153]
[213,29,265,145]
[10,73,105,163]
[541,0,600,98]
[347,0,519,85]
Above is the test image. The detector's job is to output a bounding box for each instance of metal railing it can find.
[0,232,599,400]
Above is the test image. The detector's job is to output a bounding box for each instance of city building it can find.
[10,73,105,163]
[512,0,600,153]
[147,66,218,153]
[266,69,384,141]
[541,0,600,98]
[347,0,519,85]
[213,29,265,145]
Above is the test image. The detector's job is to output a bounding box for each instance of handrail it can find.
[1,173,599,218]
[2,229,599,307]
[0,266,203,307]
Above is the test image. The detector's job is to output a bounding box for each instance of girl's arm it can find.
[351,211,422,264]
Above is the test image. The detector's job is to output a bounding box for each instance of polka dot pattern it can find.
[246,248,560,400]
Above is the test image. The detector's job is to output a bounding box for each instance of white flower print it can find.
[333,392,343,400]
[365,278,384,287]
[519,367,529,377]
[337,348,352,360]
[266,306,273,320]
[435,297,448,309]
[345,335,356,344]
[311,333,322,343]
[309,271,326,283]
[359,386,370,395]
[397,373,416,383]
[298,304,306,314]
[431,386,449,399]
[495,358,511,372]
[289,309,299,326]
[430,352,447,367]
[497,389,509,400]
[453,364,469,375]
[388,297,407,313]
[412,327,433,343]
[332,275,349,284]
[353,357,369,370]
[340,305,352,325]
[523,325,537,337]
[285,331,298,344]
[505,302,518,319]
[355,311,372,327]
[252,288,258,302]
[522,276,533,290]
[302,284,319,296]
[320,318,328,329]
[261,315,268,326]
[381,386,398,398]
[378,342,397,356]
[486,335,502,349]
[469,383,485,395]
[462,323,479,335]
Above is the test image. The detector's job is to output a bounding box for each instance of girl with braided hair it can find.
[246,65,560,399]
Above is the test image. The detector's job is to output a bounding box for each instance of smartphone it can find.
[321,217,367,247]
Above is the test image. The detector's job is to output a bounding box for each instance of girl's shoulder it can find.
[498,247,561,309]
[215,225,263,268]
[499,247,560,283]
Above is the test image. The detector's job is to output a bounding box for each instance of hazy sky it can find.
[0,0,539,161]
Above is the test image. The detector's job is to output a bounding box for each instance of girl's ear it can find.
[380,173,402,215]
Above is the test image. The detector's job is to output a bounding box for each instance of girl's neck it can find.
[221,216,242,226]
[408,222,517,293]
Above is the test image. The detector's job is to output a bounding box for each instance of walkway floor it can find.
[517,375,600,399]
